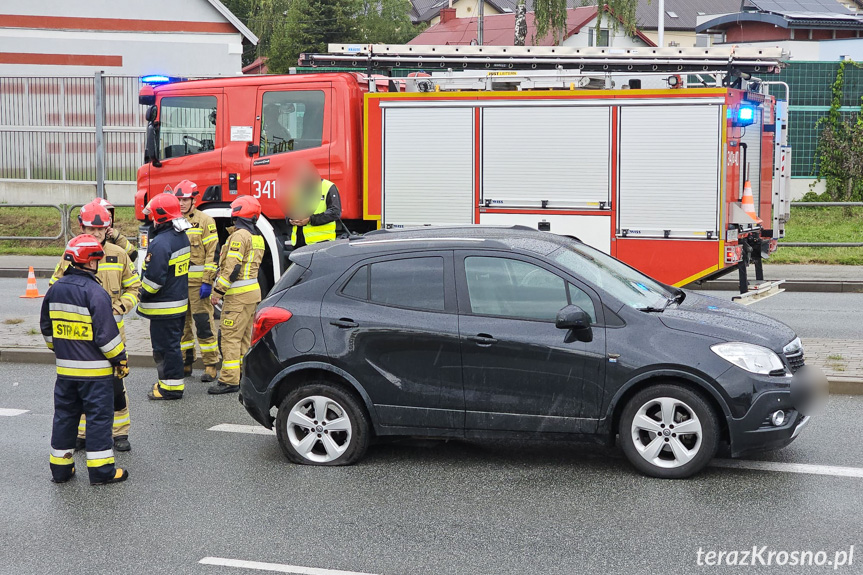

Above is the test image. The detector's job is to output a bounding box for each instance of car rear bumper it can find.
[239,374,274,429]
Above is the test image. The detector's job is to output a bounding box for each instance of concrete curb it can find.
[690,279,863,293]
[2,347,861,394]
[0,268,54,279]
[0,348,206,369]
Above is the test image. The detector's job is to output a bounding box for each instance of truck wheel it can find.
[275,383,370,466]
[619,384,719,479]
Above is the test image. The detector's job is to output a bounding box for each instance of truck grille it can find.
[785,350,805,373]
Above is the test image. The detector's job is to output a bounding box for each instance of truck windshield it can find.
[159,96,218,159]
[549,243,673,311]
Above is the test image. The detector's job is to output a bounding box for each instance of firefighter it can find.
[287,164,342,249]
[173,180,221,382]
[209,196,265,395]
[50,200,140,452]
[41,235,130,485]
[96,198,138,262]
[138,193,191,400]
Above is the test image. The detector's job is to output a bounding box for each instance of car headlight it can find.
[711,342,786,375]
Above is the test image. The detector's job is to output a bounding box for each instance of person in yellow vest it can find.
[50,200,140,452]
[287,165,341,249]
[208,196,265,395]
[172,179,221,382]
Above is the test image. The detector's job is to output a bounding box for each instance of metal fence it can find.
[0,75,144,183]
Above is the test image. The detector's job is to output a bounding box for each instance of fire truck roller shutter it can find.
[383,107,474,227]
[618,105,722,239]
[740,108,763,207]
[482,106,611,209]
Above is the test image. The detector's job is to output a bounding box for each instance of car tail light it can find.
[725,245,743,264]
[251,307,293,346]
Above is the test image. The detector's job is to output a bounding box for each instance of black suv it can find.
[240,227,817,478]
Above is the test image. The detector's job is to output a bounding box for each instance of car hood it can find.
[659,290,796,352]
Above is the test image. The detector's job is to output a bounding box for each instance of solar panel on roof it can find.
[749,0,852,14]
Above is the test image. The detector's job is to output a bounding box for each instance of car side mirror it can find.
[556,304,592,343]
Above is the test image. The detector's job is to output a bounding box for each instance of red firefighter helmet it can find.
[64,234,105,265]
[78,200,112,228]
[230,196,262,221]
[173,179,199,199]
[143,193,183,224]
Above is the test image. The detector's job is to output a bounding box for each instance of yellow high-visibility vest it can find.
[290,180,337,246]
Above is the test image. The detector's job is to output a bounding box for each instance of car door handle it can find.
[330,318,358,329]
[468,334,498,346]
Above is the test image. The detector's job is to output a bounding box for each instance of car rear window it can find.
[341,257,445,312]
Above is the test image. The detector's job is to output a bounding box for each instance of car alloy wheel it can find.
[286,395,353,463]
[276,383,370,466]
[619,383,719,478]
[631,397,703,469]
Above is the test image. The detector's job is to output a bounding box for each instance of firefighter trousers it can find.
[78,323,129,438]
[218,297,256,386]
[150,316,186,398]
[50,377,117,484]
[182,284,220,367]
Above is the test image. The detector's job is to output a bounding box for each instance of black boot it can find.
[208,382,239,395]
[114,435,131,452]
[75,437,85,451]
[91,468,129,486]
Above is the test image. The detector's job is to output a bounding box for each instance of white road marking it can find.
[0,408,29,416]
[199,557,379,575]
[207,423,275,436]
[711,459,863,479]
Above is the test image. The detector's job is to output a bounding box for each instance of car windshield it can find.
[549,243,673,311]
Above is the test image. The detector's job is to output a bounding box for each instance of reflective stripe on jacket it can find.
[40,267,126,380]
[137,225,190,319]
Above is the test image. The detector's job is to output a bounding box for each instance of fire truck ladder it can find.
[299,44,788,75]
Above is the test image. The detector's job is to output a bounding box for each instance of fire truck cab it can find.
[136,45,791,295]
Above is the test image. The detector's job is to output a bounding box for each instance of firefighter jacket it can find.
[290,179,340,247]
[108,231,137,259]
[214,220,265,304]
[137,222,191,319]
[184,209,219,286]
[40,267,127,381]
[50,241,141,327]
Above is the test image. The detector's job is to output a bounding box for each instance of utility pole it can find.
[94,70,106,199]
[658,0,665,47]
[478,0,484,45]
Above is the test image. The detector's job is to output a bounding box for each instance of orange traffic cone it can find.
[19,266,44,299]
[740,181,762,225]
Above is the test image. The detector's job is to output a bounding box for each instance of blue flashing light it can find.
[141,75,172,85]
[738,106,755,122]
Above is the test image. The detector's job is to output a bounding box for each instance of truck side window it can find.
[260,90,325,157]
[159,96,218,159]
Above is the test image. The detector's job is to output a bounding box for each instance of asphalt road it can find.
[692,289,863,340]
[2,363,863,575]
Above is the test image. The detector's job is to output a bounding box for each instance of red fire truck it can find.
[136,45,791,295]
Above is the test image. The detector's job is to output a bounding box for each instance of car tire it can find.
[276,382,370,466]
[618,384,720,479]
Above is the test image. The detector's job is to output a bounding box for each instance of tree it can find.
[267,0,356,74]
[354,0,419,45]
[533,0,644,46]
[514,0,528,46]
[810,60,863,206]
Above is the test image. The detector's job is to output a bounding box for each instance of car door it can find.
[320,252,464,433]
[455,251,606,434]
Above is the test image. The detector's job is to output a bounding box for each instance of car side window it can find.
[341,258,446,312]
[260,90,325,156]
[465,257,595,322]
